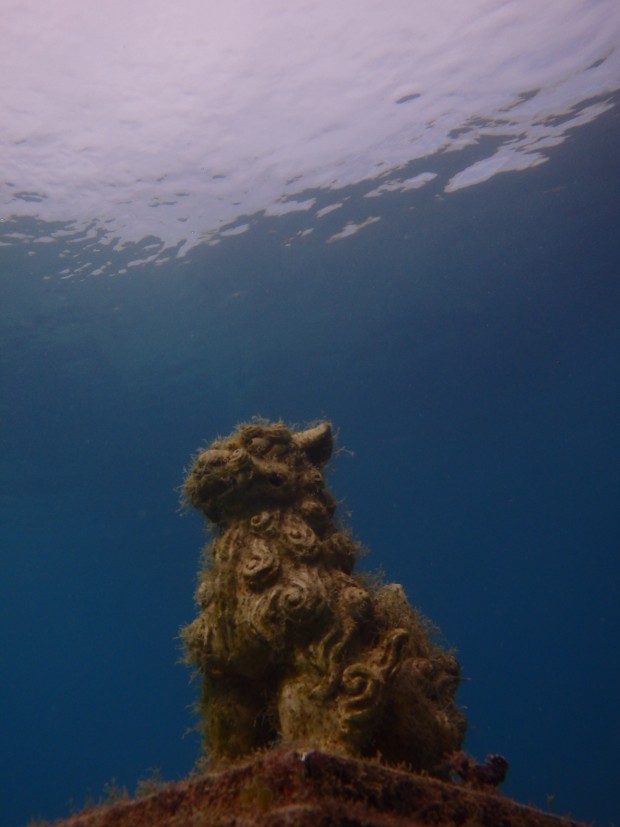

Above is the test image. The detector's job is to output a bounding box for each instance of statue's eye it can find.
[269,472,284,487]
[249,437,270,454]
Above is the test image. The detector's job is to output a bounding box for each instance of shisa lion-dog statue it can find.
[182,421,466,773]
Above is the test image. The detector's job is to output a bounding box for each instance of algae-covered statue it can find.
[181,421,466,774]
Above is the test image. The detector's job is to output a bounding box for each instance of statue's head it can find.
[183,421,335,527]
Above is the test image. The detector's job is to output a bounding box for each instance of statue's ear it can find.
[293,422,333,466]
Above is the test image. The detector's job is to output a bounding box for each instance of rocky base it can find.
[54,750,586,827]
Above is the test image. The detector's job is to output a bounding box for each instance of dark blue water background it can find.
[1,102,619,827]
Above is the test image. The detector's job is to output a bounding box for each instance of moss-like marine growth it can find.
[181,421,466,774]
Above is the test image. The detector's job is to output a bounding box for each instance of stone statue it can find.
[181,421,466,773]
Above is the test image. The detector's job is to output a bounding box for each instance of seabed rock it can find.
[55,749,587,827]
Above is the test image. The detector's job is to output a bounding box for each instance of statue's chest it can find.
[214,510,334,637]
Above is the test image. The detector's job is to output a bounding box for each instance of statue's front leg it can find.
[278,671,349,754]
[200,677,274,764]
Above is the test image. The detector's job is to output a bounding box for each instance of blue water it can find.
[1,102,619,827]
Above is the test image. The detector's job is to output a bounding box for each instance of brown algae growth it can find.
[181,421,466,774]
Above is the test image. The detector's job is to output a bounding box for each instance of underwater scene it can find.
[1,2,619,825]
